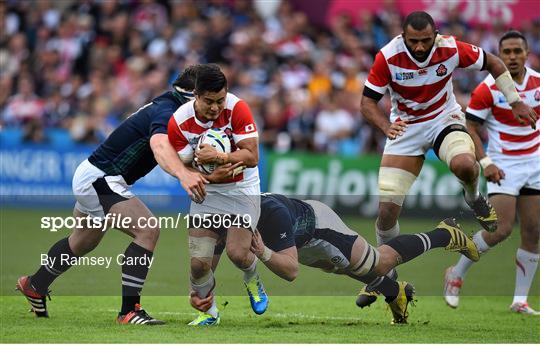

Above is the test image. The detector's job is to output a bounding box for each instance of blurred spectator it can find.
[3,76,45,125]
[1,0,538,156]
[314,92,356,153]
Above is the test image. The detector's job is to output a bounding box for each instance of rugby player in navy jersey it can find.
[192,193,479,324]
[16,65,230,325]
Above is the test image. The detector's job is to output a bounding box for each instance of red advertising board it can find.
[324,0,539,28]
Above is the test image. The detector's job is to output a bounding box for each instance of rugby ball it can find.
[195,128,231,174]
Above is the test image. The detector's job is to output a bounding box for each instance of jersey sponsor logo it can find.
[436,64,448,77]
[497,95,507,104]
[418,69,427,76]
[395,72,414,81]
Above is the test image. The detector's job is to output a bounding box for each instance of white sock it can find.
[512,248,539,304]
[191,271,215,297]
[191,273,219,318]
[376,221,400,246]
[453,231,490,278]
[458,165,480,204]
[241,256,258,282]
[207,301,219,318]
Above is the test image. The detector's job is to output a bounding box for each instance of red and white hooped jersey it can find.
[167,92,259,187]
[365,34,485,124]
[466,67,540,159]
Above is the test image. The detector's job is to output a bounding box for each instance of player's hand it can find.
[207,162,246,183]
[178,170,208,204]
[483,164,505,186]
[511,101,537,129]
[189,290,214,312]
[250,230,265,258]
[384,121,408,140]
[195,143,219,164]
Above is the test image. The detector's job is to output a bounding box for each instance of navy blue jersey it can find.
[257,194,316,252]
[88,91,188,185]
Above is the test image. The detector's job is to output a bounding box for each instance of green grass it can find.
[1,208,539,343]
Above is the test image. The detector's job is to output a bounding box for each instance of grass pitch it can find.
[1,208,539,343]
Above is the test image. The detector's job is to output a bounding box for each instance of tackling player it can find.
[359,11,537,298]
[192,193,479,324]
[168,64,267,326]
[16,65,209,325]
[444,31,540,314]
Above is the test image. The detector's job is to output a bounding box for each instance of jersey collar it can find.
[514,67,531,91]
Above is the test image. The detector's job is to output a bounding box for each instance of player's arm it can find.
[150,133,208,201]
[466,82,505,184]
[250,230,299,282]
[458,40,537,129]
[361,52,407,139]
[196,137,258,168]
[465,120,486,160]
[485,53,536,128]
[197,100,259,167]
[466,119,505,184]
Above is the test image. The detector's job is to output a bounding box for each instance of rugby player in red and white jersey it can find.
[168,64,268,325]
[357,11,537,305]
[445,31,540,315]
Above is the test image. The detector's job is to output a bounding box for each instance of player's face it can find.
[499,38,528,77]
[403,24,436,62]
[195,88,227,121]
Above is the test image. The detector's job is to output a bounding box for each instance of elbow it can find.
[244,154,258,168]
[284,266,299,282]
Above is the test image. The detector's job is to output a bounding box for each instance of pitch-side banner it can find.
[0,139,189,211]
[267,152,484,217]
[292,0,540,29]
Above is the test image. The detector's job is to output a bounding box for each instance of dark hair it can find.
[499,30,528,49]
[172,64,201,91]
[402,11,435,32]
[195,64,227,95]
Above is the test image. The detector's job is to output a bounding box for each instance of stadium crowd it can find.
[2,0,540,154]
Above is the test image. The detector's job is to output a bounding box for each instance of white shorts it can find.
[189,183,261,231]
[487,156,540,196]
[297,200,359,269]
[72,159,134,218]
[384,112,466,156]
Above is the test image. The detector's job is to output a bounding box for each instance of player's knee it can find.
[349,242,380,277]
[372,247,395,276]
[378,167,416,207]
[69,234,100,256]
[226,246,252,269]
[190,258,212,279]
[134,226,160,248]
[449,154,478,181]
[437,129,475,173]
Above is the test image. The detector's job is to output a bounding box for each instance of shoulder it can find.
[380,35,405,59]
[171,100,196,125]
[526,67,540,79]
[226,92,242,110]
